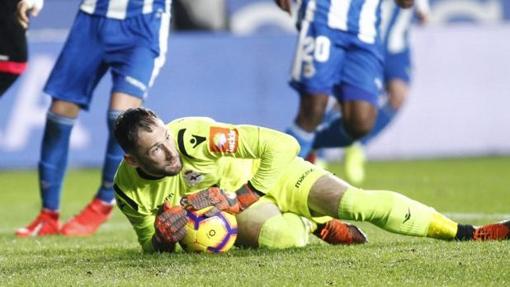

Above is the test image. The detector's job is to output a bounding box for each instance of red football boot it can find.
[314,219,368,245]
[16,209,60,237]
[473,220,510,241]
[60,198,114,236]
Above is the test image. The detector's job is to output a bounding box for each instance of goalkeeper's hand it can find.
[152,202,187,252]
[180,184,260,216]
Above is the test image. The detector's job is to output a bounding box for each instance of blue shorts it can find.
[44,11,170,110]
[290,19,384,106]
[384,49,411,84]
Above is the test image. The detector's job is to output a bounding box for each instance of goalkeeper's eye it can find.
[149,144,162,156]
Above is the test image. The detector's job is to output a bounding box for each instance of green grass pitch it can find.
[1,157,509,286]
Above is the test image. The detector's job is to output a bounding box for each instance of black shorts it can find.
[0,0,28,95]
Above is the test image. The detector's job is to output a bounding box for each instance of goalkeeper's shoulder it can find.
[167,116,216,129]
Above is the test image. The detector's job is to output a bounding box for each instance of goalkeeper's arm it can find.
[181,183,261,215]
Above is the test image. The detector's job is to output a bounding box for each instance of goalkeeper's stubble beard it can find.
[134,152,183,178]
[147,156,183,178]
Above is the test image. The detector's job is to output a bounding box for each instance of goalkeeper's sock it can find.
[95,110,123,204]
[338,187,458,240]
[258,213,313,249]
[39,111,76,211]
[286,123,315,158]
[312,117,355,149]
[360,103,398,146]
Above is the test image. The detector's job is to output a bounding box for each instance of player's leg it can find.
[287,93,329,158]
[312,38,384,149]
[16,12,108,237]
[236,201,313,249]
[360,49,412,146]
[286,18,345,158]
[0,7,27,97]
[307,174,510,241]
[252,158,367,247]
[60,10,171,236]
[342,50,412,184]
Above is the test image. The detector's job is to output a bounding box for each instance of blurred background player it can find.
[311,0,430,184]
[172,0,227,31]
[0,0,40,97]
[277,0,414,161]
[15,0,171,237]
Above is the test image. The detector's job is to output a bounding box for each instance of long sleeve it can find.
[207,123,300,193]
[114,184,157,253]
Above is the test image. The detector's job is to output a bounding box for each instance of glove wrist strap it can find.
[236,182,261,210]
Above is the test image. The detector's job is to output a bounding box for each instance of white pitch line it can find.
[445,212,510,221]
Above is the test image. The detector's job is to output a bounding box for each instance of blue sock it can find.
[39,112,76,211]
[286,123,315,158]
[312,116,355,149]
[360,103,398,145]
[95,110,124,204]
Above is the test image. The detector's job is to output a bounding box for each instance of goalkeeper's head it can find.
[114,107,183,177]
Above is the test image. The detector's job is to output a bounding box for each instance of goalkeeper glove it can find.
[180,184,260,216]
[152,202,187,252]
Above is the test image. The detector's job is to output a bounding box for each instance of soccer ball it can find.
[179,207,238,253]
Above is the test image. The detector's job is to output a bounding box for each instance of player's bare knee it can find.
[49,100,80,118]
[297,94,329,129]
[308,174,350,218]
[110,92,143,110]
[344,117,375,139]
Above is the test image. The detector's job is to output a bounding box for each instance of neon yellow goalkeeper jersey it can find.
[113,117,299,252]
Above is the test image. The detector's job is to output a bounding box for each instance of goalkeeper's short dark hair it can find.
[114,107,159,154]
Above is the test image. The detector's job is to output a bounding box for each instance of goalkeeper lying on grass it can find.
[112,107,509,253]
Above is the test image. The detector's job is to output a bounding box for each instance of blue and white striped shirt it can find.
[80,0,172,19]
[298,0,384,44]
[380,0,429,53]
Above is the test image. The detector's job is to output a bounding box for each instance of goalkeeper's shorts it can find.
[259,157,332,224]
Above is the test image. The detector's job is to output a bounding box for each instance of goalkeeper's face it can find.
[129,119,183,177]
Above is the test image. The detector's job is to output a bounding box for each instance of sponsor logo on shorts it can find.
[295,168,314,188]
[209,127,238,153]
